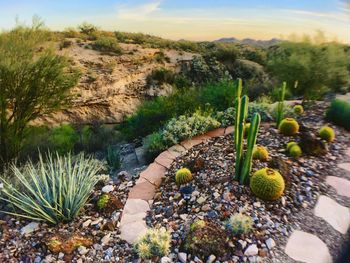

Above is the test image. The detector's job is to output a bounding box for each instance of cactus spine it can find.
[276,82,286,127]
[234,79,261,185]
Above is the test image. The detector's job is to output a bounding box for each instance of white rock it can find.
[160,256,172,263]
[21,222,39,235]
[213,192,220,199]
[101,233,111,245]
[58,252,64,259]
[244,244,259,256]
[178,252,187,263]
[78,246,89,255]
[265,238,276,250]
[102,185,114,193]
[82,219,92,228]
[179,214,188,220]
[197,196,207,204]
[206,254,216,263]
[238,239,247,249]
[192,190,200,197]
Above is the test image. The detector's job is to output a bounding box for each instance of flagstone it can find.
[326,176,350,198]
[120,220,148,244]
[205,128,225,138]
[139,162,166,187]
[338,162,350,172]
[123,199,150,215]
[225,126,234,135]
[128,181,156,200]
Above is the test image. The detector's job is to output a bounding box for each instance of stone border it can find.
[120,126,233,244]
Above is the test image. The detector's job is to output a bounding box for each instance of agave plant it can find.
[0,153,102,224]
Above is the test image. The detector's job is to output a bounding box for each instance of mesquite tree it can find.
[0,22,79,165]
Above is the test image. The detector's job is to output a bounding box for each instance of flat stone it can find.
[285,230,332,263]
[167,144,186,157]
[120,212,147,226]
[154,151,175,169]
[314,195,350,234]
[139,162,166,187]
[128,181,156,200]
[180,139,203,150]
[338,162,350,172]
[345,148,350,158]
[178,252,187,263]
[205,128,225,138]
[225,126,234,135]
[101,185,114,193]
[244,244,258,256]
[326,176,350,198]
[123,199,150,215]
[21,222,39,235]
[120,220,148,244]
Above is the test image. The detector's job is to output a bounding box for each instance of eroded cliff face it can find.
[36,41,195,126]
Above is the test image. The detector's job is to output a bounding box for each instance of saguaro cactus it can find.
[234,79,261,185]
[276,82,286,127]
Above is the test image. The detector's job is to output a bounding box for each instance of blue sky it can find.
[0,0,349,42]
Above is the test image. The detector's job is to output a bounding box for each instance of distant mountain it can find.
[215,37,281,47]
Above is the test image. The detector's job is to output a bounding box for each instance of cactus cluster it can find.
[134,228,171,260]
[96,194,110,210]
[225,213,253,236]
[250,168,285,200]
[286,141,302,157]
[234,79,261,185]
[319,126,335,142]
[252,146,269,162]
[293,105,304,115]
[278,118,299,136]
[276,82,286,127]
[175,168,193,185]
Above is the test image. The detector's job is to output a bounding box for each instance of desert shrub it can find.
[0,153,102,224]
[146,68,175,85]
[247,102,272,122]
[214,107,236,127]
[250,168,285,200]
[91,37,122,54]
[153,51,170,63]
[78,22,98,35]
[267,41,350,99]
[49,124,78,154]
[173,75,191,89]
[134,228,171,260]
[143,132,167,162]
[59,39,73,49]
[106,146,121,170]
[326,99,350,131]
[212,44,240,63]
[226,213,253,236]
[319,126,335,142]
[278,118,299,136]
[20,126,51,159]
[175,168,193,185]
[162,111,220,145]
[62,27,81,38]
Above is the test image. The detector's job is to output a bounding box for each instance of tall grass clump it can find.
[0,153,102,224]
[91,37,122,54]
[326,99,350,131]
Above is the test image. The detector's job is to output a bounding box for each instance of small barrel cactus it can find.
[319,126,335,142]
[278,118,299,136]
[293,105,304,115]
[250,168,285,200]
[252,146,269,162]
[289,144,302,158]
[175,168,193,185]
[286,141,298,152]
[243,123,251,138]
[97,194,110,210]
[225,213,253,236]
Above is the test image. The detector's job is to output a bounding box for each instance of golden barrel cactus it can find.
[250,168,285,200]
[278,118,299,136]
[252,146,269,162]
[175,168,193,185]
[293,105,304,115]
[319,126,335,142]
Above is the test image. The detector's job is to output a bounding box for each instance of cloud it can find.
[287,8,349,22]
[116,0,162,20]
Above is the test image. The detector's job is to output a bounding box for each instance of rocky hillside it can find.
[36,39,196,125]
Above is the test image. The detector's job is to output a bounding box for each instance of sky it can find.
[0,0,350,43]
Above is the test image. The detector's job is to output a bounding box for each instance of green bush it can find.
[91,37,122,54]
[326,99,350,131]
[134,228,171,260]
[146,68,175,85]
[49,124,78,154]
[143,132,167,161]
[0,153,102,224]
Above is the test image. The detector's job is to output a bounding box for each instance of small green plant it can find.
[234,79,261,185]
[319,126,335,142]
[143,132,167,162]
[278,118,299,136]
[289,144,302,158]
[97,194,110,210]
[276,82,286,127]
[252,146,269,162]
[134,228,171,260]
[250,168,285,200]
[225,213,253,236]
[49,124,78,155]
[190,219,206,231]
[91,37,122,54]
[0,153,102,224]
[293,105,304,115]
[326,99,350,131]
[106,146,121,170]
[286,141,298,152]
[175,168,193,185]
